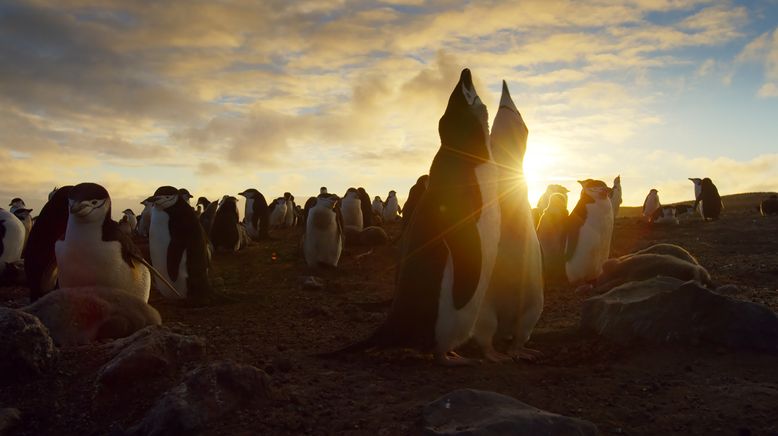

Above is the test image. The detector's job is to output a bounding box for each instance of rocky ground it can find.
[1,193,777,435]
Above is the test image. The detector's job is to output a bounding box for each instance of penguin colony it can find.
[2,68,772,364]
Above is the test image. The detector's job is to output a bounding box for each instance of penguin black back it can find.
[357,187,373,227]
[210,196,240,251]
[700,178,722,220]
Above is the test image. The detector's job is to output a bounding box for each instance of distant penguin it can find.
[674,204,695,217]
[688,178,703,212]
[402,175,429,229]
[0,208,26,276]
[761,194,778,216]
[382,190,401,223]
[197,197,218,237]
[118,209,138,235]
[210,196,250,252]
[178,188,193,205]
[356,187,374,227]
[334,69,500,365]
[8,198,25,211]
[55,183,151,302]
[372,196,384,216]
[11,207,33,248]
[148,186,213,300]
[283,192,297,228]
[565,179,614,286]
[642,189,661,222]
[473,80,543,362]
[534,184,569,225]
[137,200,152,238]
[609,175,622,218]
[699,178,723,221]
[340,188,363,231]
[536,192,569,285]
[303,194,343,268]
[238,188,270,240]
[24,186,73,301]
[269,197,287,228]
[653,206,679,225]
[320,187,328,195]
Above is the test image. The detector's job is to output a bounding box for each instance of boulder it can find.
[23,287,162,346]
[0,308,57,377]
[127,361,271,436]
[97,325,207,393]
[582,278,778,352]
[422,389,598,436]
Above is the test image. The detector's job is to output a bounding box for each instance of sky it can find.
[1,0,777,217]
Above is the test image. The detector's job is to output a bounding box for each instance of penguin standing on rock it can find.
[148,186,217,303]
[303,194,343,268]
[565,179,614,287]
[642,189,661,223]
[55,183,151,302]
[0,207,26,276]
[473,80,544,362]
[332,69,501,365]
[210,196,250,252]
[238,188,270,240]
[699,178,723,221]
[24,186,73,301]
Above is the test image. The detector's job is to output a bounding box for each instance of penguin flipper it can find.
[443,221,482,310]
[131,253,184,298]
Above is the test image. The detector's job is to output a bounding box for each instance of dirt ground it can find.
[2,193,777,435]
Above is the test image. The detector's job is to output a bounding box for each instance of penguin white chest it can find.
[0,211,26,264]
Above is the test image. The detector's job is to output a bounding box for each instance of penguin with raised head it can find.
[536,192,569,286]
[137,200,152,238]
[238,188,270,240]
[565,179,614,287]
[699,178,723,221]
[372,196,384,216]
[357,187,374,227]
[382,191,401,223]
[642,189,661,222]
[118,209,137,236]
[147,186,214,302]
[196,197,218,237]
[402,175,429,230]
[609,175,622,218]
[341,188,363,232]
[178,188,193,206]
[0,207,26,277]
[269,197,287,228]
[210,196,250,252]
[55,183,151,302]
[473,80,543,362]
[303,193,344,268]
[689,178,703,212]
[283,192,297,228]
[24,186,73,301]
[761,194,778,216]
[333,69,500,365]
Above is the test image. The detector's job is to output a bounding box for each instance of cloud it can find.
[734,27,778,97]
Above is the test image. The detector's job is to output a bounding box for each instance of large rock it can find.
[127,361,272,435]
[422,389,598,436]
[582,278,778,352]
[97,325,207,393]
[23,287,161,346]
[0,308,58,377]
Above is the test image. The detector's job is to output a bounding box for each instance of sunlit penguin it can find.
[536,192,569,285]
[283,192,297,228]
[534,184,569,225]
[565,179,614,287]
[642,189,661,223]
[699,178,723,221]
[0,207,26,277]
[238,188,270,240]
[357,187,374,227]
[688,178,703,213]
[761,194,778,216]
[24,186,72,301]
[402,175,429,230]
[372,196,384,216]
[196,197,218,237]
[303,194,343,268]
[269,197,287,229]
[137,200,152,238]
[210,195,250,252]
[148,186,213,301]
[341,188,363,232]
[609,175,622,218]
[473,80,544,362]
[382,190,401,223]
[653,206,679,225]
[118,209,137,236]
[55,183,151,302]
[178,188,193,206]
[335,69,500,365]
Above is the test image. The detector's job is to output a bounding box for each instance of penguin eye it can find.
[91,200,98,205]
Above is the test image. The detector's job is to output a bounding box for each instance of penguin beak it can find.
[144,196,156,203]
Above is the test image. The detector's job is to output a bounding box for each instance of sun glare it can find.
[522,139,559,207]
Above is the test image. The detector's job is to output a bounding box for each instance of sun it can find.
[522,138,560,208]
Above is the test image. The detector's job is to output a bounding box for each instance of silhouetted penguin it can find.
[302,196,318,228]
[238,188,270,240]
[303,194,343,268]
[24,185,72,301]
[55,183,151,302]
[334,69,500,365]
[473,81,543,362]
[269,197,287,228]
[761,194,778,216]
[382,190,401,222]
[536,192,569,285]
[320,187,328,195]
[402,175,429,230]
[534,184,569,225]
[210,196,250,252]
[137,200,152,238]
[357,187,373,227]
[341,188,363,231]
[148,186,213,301]
[565,179,613,286]
[699,178,723,220]
[688,178,703,212]
[642,189,661,222]
[178,188,193,205]
[0,208,26,277]
[372,196,384,216]
[283,192,297,228]
[118,209,137,235]
[196,197,218,237]
[609,175,622,218]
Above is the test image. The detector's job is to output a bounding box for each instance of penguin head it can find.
[122,209,135,216]
[490,80,528,168]
[148,186,180,210]
[649,188,658,195]
[320,187,328,195]
[546,193,567,213]
[417,175,430,189]
[388,190,396,197]
[196,196,210,207]
[701,178,714,188]
[178,188,193,203]
[238,189,260,199]
[438,68,490,163]
[613,175,621,186]
[48,187,58,202]
[374,196,381,201]
[68,183,111,223]
[9,198,25,208]
[578,179,611,200]
[317,194,338,210]
[688,178,702,185]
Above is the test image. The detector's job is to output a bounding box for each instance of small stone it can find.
[0,308,58,377]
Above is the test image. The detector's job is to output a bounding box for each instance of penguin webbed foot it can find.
[435,351,480,367]
[509,347,544,363]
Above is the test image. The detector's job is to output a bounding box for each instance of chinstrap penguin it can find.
[565,179,614,287]
[699,178,723,221]
[238,188,270,240]
[303,194,344,268]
